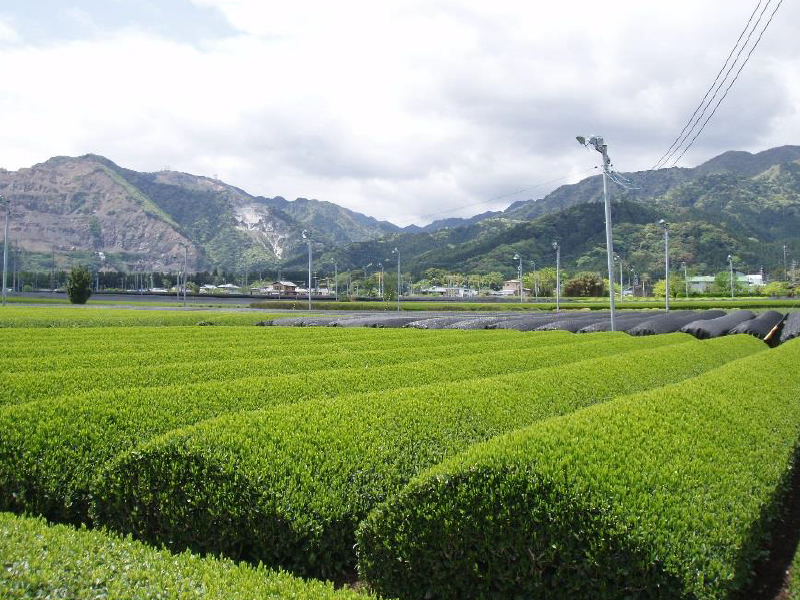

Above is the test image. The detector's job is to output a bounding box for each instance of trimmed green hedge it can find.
[93,335,760,580]
[357,338,800,600]
[0,329,532,405]
[0,331,598,522]
[0,512,370,600]
[0,306,286,327]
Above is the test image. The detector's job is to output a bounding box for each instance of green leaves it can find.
[0,512,371,599]
[357,339,800,600]
[92,334,760,579]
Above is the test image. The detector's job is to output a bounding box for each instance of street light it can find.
[302,230,312,310]
[1,195,9,307]
[682,261,689,298]
[513,253,523,303]
[552,242,560,312]
[330,259,338,301]
[728,254,734,299]
[363,262,372,298]
[391,247,400,312]
[614,255,623,302]
[577,134,616,331]
[659,219,669,312]
[784,244,788,282]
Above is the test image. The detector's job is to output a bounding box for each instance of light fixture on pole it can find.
[302,230,312,310]
[391,247,400,312]
[659,219,669,312]
[784,244,788,282]
[331,259,338,301]
[577,135,616,330]
[363,263,372,298]
[182,244,188,307]
[682,261,689,298]
[1,195,9,307]
[552,242,560,312]
[614,255,623,302]
[513,253,523,302]
[728,254,734,299]
[171,254,180,301]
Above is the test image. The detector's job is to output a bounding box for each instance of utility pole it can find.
[392,248,400,311]
[531,260,538,301]
[302,230,312,310]
[728,254,734,299]
[1,195,8,306]
[552,242,560,312]
[513,253,523,302]
[682,262,689,298]
[659,220,669,312]
[784,244,788,281]
[577,135,616,330]
[183,245,188,306]
[331,260,338,301]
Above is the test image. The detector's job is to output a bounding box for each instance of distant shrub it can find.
[563,274,605,297]
[66,265,92,304]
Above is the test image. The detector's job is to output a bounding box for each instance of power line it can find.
[670,0,784,166]
[397,167,598,226]
[651,0,770,171]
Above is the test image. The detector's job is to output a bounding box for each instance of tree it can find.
[66,265,92,304]
[563,273,605,297]
[712,271,745,296]
[762,281,789,297]
[652,277,683,298]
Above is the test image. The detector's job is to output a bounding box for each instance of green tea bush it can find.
[93,335,760,580]
[0,329,535,404]
[0,306,286,327]
[0,331,596,522]
[357,339,800,600]
[0,512,370,600]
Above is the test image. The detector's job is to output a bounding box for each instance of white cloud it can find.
[0,17,21,44]
[1,0,799,224]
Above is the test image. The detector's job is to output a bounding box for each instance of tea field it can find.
[1,306,799,599]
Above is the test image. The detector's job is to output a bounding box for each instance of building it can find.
[688,272,761,294]
[687,276,716,294]
[271,281,297,293]
[502,279,530,296]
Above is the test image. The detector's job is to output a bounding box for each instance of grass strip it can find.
[0,306,283,327]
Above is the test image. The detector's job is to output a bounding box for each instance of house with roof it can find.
[272,281,297,293]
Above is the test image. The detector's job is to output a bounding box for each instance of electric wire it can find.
[651,0,771,171]
[669,0,784,166]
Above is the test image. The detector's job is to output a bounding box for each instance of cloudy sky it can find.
[0,1,797,225]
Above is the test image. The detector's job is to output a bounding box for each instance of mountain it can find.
[413,145,800,230]
[2,145,799,278]
[286,146,800,279]
[0,155,400,271]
